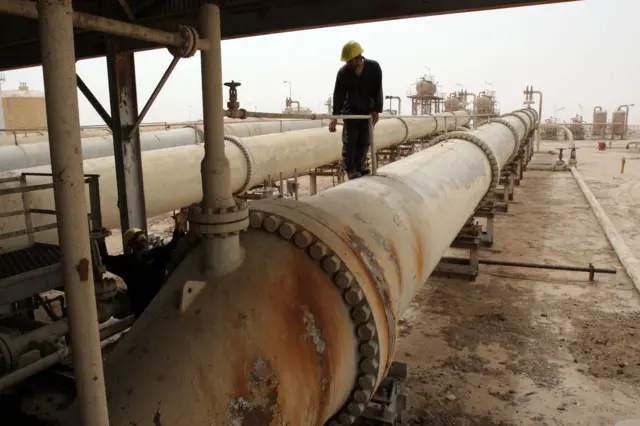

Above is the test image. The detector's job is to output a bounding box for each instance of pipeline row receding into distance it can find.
[97,108,537,426]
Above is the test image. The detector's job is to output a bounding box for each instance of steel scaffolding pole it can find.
[36,0,109,424]
[106,43,148,242]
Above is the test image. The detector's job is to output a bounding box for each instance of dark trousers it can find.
[342,119,371,174]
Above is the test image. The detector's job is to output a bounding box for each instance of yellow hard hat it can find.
[123,228,144,247]
[340,41,364,62]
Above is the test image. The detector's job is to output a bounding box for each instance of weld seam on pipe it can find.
[393,117,410,144]
[422,129,501,202]
[183,125,204,145]
[502,112,529,140]
[489,118,521,162]
[224,135,254,195]
[571,167,640,292]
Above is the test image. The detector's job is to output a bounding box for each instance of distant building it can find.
[0,82,47,133]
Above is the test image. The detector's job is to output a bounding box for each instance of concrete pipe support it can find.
[0,112,470,252]
[0,120,333,173]
[99,109,536,426]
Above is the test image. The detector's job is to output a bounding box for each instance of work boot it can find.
[348,171,362,180]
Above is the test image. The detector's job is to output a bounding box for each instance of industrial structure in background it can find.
[407,75,443,115]
[0,0,610,425]
[0,82,47,135]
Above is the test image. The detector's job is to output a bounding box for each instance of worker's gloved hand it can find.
[371,112,379,126]
[328,119,338,133]
[172,207,189,233]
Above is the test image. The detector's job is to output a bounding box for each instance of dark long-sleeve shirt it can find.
[332,58,383,116]
[98,229,185,317]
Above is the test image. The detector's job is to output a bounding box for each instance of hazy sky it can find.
[1,0,637,125]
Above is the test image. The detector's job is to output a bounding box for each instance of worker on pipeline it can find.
[328,40,384,180]
[95,208,188,318]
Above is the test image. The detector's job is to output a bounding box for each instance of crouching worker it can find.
[96,208,188,318]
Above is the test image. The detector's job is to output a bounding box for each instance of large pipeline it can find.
[0,119,332,172]
[0,111,470,252]
[98,108,537,426]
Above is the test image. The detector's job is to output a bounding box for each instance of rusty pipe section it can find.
[100,108,536,426]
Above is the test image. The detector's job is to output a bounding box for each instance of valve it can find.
[569,147,578,166]
[225,80,241,111]
[224,80,247,119]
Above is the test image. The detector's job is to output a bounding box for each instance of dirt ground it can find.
[395,138,640,426]
[100,139,640,425]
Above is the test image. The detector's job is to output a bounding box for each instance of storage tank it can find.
[444,97,460,112]
[475,96,493,114]
[612,110,627,136]
[0,82,46,133]
[416,77,438,96]
[592,110,607,136]
[568,117,582,133]
[416,78,437,97]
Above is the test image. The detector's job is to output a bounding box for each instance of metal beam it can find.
[76,75,113,130]
[106,42,148,242]
[127,55,180,139]
[36,0,109,424]
[0,0,581,72]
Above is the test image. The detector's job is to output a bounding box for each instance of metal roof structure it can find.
[0,0,578,72]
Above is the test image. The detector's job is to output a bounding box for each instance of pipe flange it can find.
[421,130,468,150]
[247,208,384,425]
[182,125,204,145]
[188,199,249,237]
[443,132,500,205]
[501,112,529,135]
[422,113,437,133]
[224,135,254,195]
[517,107,538,127]
[168,25,199,58]
[445,111,458,130]
[488,118,520,163]
[392,117,410,144]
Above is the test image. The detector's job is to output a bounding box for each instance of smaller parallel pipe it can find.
[0,316,134,392]
[571,167,640,293]
[479,259,616,274]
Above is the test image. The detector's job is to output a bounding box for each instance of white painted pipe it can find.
[571,167,640,293]
[540,123,574,149]
[0,112,470,252]
[0,119,332,172]
[100,109,536,426]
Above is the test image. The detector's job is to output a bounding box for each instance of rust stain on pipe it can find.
[75,258,89,281]
[103,232,357,426]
